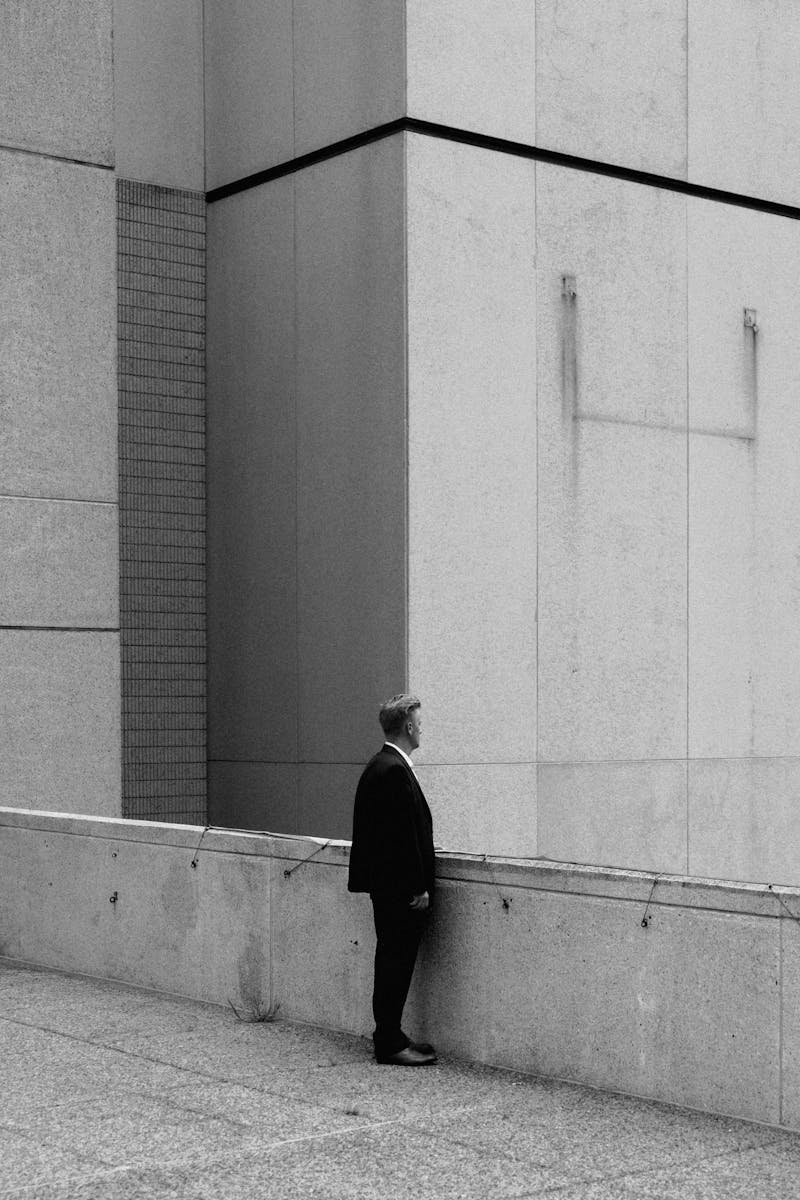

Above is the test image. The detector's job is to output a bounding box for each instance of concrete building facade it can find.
[0,2,206,823]
[3,4,800,886]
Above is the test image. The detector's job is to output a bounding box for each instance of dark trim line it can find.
[0,626,120,633]
[0,140,114,172]
[206,118,407,203]
[0,493,117,506]
[207,115,800,222]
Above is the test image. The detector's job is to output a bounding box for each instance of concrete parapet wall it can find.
[1,806,798,1129]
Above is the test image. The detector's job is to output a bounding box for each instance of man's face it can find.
[407,707,422,751]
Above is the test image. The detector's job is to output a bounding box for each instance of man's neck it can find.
[384,739,415,768]
[385,737,414,758]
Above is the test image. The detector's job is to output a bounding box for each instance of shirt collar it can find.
[383,741,415,772]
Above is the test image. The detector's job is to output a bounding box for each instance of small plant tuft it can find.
[228,997,281,1024]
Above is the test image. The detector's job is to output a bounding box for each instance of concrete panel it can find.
[688,201,764,439]
[293,0,404,157]
[204,0,293,190]
[536,166,687,763]
[780,914,800,1128]
[538,761,687,875]
[536,0,686,177]
[297,763,362,841]
[538,422,687,763]
[0,153,116,502]
[114,0,204,190]
[294,139,406,765]
[0,632,120,815]
[742,216,800,762]
[208,762,299,835]
[688,436,755,760]
[689,759,800,887]
[689,0,800,206]
[406,0,535,142]
[486,890,780,1123]
[0,1,112,165]
[415,764,537,859]
[0,825,269,1011]
[406,135,537,768]
[206,181,297,764]
[272,854,375,1035]
[688,201,800,759]
[0,499,117,628]
[210,771,325,840]
[412,880,495,1062]
[536,165,687,429]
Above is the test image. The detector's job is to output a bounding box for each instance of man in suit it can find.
[348,694,436,1066]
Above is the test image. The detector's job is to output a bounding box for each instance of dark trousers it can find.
[370,896,427,1056]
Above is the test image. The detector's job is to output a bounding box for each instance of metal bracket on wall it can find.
[563,287,759,443]
[561,274,578,422]
[742,307,759,440]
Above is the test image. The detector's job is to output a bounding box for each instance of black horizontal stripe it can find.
[0,140,114,171]
[0,626,120,633]
[207,115,800,222]
[206,118,407,202]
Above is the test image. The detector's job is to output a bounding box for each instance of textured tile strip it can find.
[117,179,206,824]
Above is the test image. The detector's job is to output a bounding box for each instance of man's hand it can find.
[409,891,429,911]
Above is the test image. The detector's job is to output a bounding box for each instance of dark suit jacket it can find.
[348,744,435,900]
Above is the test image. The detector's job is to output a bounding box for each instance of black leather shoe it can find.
[409,1040,435,1056]
[375,1045,437,1066]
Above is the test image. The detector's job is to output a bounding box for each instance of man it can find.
[348,694,436,1066]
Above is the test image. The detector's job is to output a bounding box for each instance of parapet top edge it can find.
[1,808,796,915]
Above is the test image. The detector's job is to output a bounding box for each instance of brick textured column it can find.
[117,179,206,823]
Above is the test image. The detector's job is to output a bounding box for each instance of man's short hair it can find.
[379,694,421,735]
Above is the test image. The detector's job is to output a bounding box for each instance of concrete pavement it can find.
[1,960,799,1199]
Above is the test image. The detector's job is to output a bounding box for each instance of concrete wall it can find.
[534,165,688,876]
[688,0,800,206]
[3,806,800,1131]
[204,0,800,210]
[113,0,207,822]
[400,137,800,885]
[113,0,204,191]
[406,135,537,857]
[204,0,404,190]
[3,0,793,859]
[0,808,267,1013]
[205,0,800,209]
[203,4,800,885]
[406,1,535,142]
[409,1,800,208]
[0,0,209,819]
[207,138,407,837]
[0,5,120,815]
[533,167,800,886]
[0,1,113,166]
[686,199,800,883]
